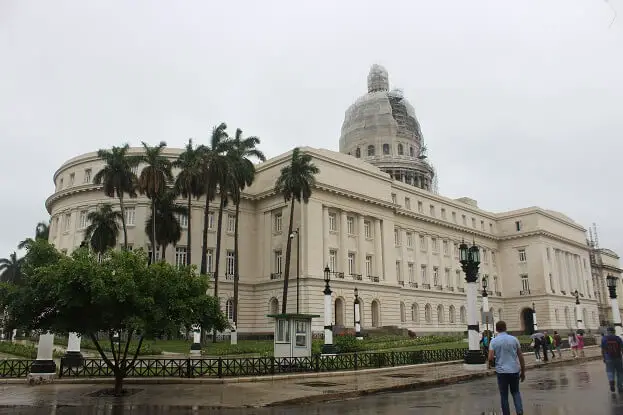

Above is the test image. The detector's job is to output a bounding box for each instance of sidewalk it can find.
[0,346,602,408]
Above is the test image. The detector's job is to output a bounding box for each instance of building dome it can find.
[339,65,435,191]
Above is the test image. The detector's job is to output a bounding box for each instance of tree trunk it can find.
[161,244,166,261]
[281,199,296,314]
[212,196,225,342]
[200,196,211,274]
[119,193,128,250]
[151,199,157,264]
[187,194,192,266]
[233,200,240,324]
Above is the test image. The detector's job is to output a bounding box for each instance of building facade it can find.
[45,66,609,336]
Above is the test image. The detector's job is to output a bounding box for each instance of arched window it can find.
[437,305,444,324]
[355,147,361,158]
[449,305,456,323]
[397,143,404,155]
[555,309,560,322]
[460,306,467,324]
[335,298,344,326]
[382,143,390,155]
[564,307,571,328]
[225,299,234,321]
[409,146,414,157]
[367,145,375,156]
[592,311,597,326]
[411,303,419,323]
[400,302,406,323]
[269,297,279,315]
[371,300,380,327]
[498,308,503,321]
[425,304,432,323]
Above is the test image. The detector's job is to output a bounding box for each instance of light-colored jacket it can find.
[568,334,578,347]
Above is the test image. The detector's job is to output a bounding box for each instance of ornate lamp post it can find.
[607,275,623,337]
[481,275,489,335]
[532,302,538,333]
[322,265,336,355]
[573,289,584,332]
[354,287,363,340]
[459,240,485,366]
[290,228,301,314]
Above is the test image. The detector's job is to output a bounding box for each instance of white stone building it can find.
[45,66,610,337]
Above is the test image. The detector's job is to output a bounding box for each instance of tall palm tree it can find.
[173,139,205,266]
[137,141,173,264]
[83,204,123,254]
[145,190,188,260]
[228,129,266,325]
[273,148,320,314]
[199,123,230,276]
[18,221,51,250]
[0,252,23,284]
[93,144,140,250]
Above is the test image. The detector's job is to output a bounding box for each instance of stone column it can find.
[264,212,271,277]
[401,229,409,284]
[374,219,383,278]
[323,207,329,267]
[576,303,584,330]
[28,332,56,381]
[63,332,84,368]
[358,215,366,276]
[340,211,349,274]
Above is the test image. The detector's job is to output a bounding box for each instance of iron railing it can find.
[0,359,33,378]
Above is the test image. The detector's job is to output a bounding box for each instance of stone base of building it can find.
[62,351,84,368]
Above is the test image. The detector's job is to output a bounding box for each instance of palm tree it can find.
[83,204,123,254]
[273,148,319,314]
[173,139,205,266]
[0,252,24,284]
[93,144,140,250]
[18,221,51,250]
[199,123,230,276]
[228,129,266,325]
[145,190,188,260]
[137,141,173,264]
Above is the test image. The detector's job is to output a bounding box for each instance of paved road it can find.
[1,360,621,414]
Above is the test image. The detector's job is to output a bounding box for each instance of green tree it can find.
[227,129,265,324]
[5,241,227,396]
[18,221,51,250]
[137,141,173,264]
[145,190,188,260]
[0,252,23,284]
[83,204,123,254]
[273,148,319,314]
[93,144,140,250]
[173,139,205,266]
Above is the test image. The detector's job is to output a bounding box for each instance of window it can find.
[515,220,522,231]
[493,276,499,293]
[396,261,402,281]
[175,247,187,267]
[225,299,234,321]
[492,252,496,265]
[583,258,587,269]
[147,245,161,263]
[382,143,390,154]
[69,173,75,186]
[452,211,457,223]
[480,220,485,231]
[177,213,188,228]
[456,270,462,287]
[406,232,413,247]
[391,193,397,204]
[226,250,235,276]
[365,255,373,276]
[411,303,419,322]
[518,249,527,262]
[445,268,450,285]
[408,263,414,281]
[449,305,456,323]
[227,214,236,233]
[521,274,530,292]
[417,201,423,213]
[125,207,136,226]
[405,197,411,210]
[431,237,438,252]
[59,177,64,189]
[276,319,290,343]
[397,143,404,155]
[433,267,439,286]
[549,273,554,292]
[394,228,401,245]
[274,213,282,233]
[64,213,71,231]
[126,244,133,251]
[79,210,88,229]
[429,205,435,217]
[207,212,215,230]
[425,304,432,323]
[348,252,356,274]
[295,320,307,347]
[437,305,444,323]
[421,265,428,283]
[347,216,354,234]
[355,147,361,158]
[400,302,406,322]
[328,213,337,231]
[443,240,449,255]
[462,215,467,225]
[489,223,493,233]
[441,208,446,219]
[409,146,414,157]
[84,169,91,183]
[329,249,337,272]
[482,249,488,263]
[367,145,375,156]
[364,220,371,238]
[546,247,551,261]
[419,235,427,250]
[274,250,283,274]
[471,218,476,228]
[206,249,213,272]
[454,243,459,257]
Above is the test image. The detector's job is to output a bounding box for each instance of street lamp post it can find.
[290,228,301,314]
[459,240,485,367]
[607,275,623,337]
[322,265,336,355]
[354,287,363,340]
[573,289,584,332]
[481,276,489,335]
[532,302,538,333]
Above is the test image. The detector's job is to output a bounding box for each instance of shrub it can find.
[0,341,63,359]
[335,335,365,353]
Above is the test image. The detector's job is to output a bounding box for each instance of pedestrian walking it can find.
[568,332,579,358]
[481,331,490,356]
[488,320,525,415]
[601,326,623,393]
[532,335,541,361]
[541,331,550,362]
[553,331,562,358]
[577,331,585,358]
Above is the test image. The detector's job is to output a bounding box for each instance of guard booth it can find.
[267,314,318,358]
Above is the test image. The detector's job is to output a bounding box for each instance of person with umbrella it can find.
[531,332,544,362]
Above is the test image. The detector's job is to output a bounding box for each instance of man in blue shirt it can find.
[488,320,526,415]
[601,326,623,393]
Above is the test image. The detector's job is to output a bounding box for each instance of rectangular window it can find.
[64,213,71,231]
[177,213,188,229]
[365,255,373,276]
[405,197,411,210]
[147,245,161,263]
[206,249,213,272]
[227,214,236,233]
[452,211,457,223]
[515,220,522,231]
[429,205,435,217]
[489,223,493,233]
[348,252,356,274]
[471,218,476,228]
[391,193,397,204]
[454,243,459,258]
[126,244,133,251]
[396,261,402,281]
[583,258,587,269]
[328,213,337,231]
[445,268,450,286]
[421,265,428,283]
[329,249,337,272]
[521,274,530,292]
[276,319,290,343]
[406,232,413,247]
[69,173,75,186]
[347,216,354,234]
[274,213,282,233]
[295,320,307,347]
[207,212,215,230]
[433,267,439,286]
[59,177,64,189]
[226,250,235,276]
[480,220,485,231]
[274,250,282,274]
[483,249,488,263]
[441,208,446,219]
[416,201,422,213]
[431,237,438,252]
[125,207,136,226]
[443,240,449,255]
[493,276,499,293]
[394,228,400,245]
[419,235,427,251]
[364,220,371,238]
[462,215,467,225]
[456,270,462,287]
[492,251,496,265]
[79,210,88,229]
[518,249,527,262]
[84,169,91,183]
[175,247,187,267]
[408,263,414,281]
[546,247,551,261]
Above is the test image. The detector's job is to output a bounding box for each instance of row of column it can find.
[551,249,593,296]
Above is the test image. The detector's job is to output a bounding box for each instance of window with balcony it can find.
[69,173,75,186]
[274,213,282,233]
[420,235,427,251]
[328,213,337,231]
[480,220,485,231]
[431,237,438,252]
[418,201,423,213]
[365,255,373,276]
[206,249,213,273]
[518,249,527,262]
[329,249,337,272]
[462,215,467,225]
[364,220,371,238]
[125,207,136,226]
[408,263,414,281]
[177,213,188,229]
[274,250,282,274]
[64,213,71,232]
[391,193,397,204]
[406,232,413,247]
[520,274,530,293]
[441,208,446,219]
[348,252,356,275]
[227,214,236,233]
[84,169,92,183]
[347,216,354,234]
[79,210,88,229]
[429,205,435,217]
[207,212,215,230]
[421,265,428,284]
[443,240,449,255]
[396,261,402,281]
[405,197,411,210]
[226,250,235,276]
[433,267,439,286]
[175,247,187,267]
[471,218,476,228]
[394,228,401,246]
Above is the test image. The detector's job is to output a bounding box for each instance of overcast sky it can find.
[1,0,622,260]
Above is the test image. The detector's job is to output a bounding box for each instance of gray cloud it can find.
[1,0,621,258]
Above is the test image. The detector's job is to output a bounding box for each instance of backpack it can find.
[605,335,623,359]
[482,336,489,347]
